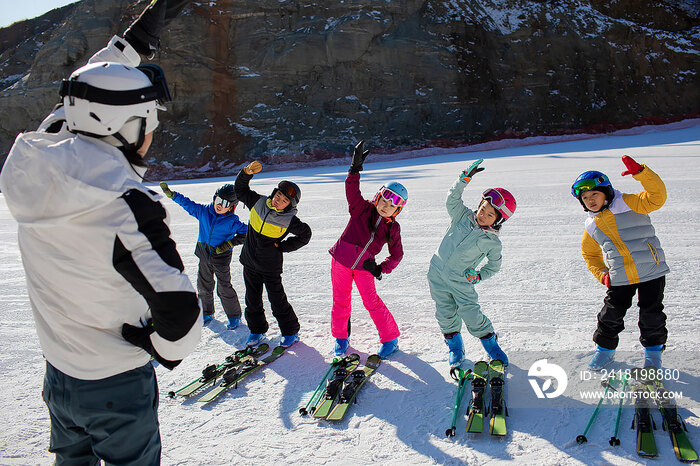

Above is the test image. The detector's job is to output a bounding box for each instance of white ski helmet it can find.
[59,61,171,149]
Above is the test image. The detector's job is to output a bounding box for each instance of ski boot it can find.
[480,333,508,366]
[203,314,214,325]
[245,333,266,347]
[643,344,664,369]
[334,338,349,357]
[226,318,240,330]
[280,334,299,348]
[444,332,465,368]
[589,345,615,370]
[377,338,399,359]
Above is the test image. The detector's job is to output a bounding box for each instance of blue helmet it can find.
[373,181,408,218]
[571,170,614,211]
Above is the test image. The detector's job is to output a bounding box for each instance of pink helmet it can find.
[482,187,516,225]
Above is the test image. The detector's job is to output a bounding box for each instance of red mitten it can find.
[602,273,611,288]
[621,155,643,176]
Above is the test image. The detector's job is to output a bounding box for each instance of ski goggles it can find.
[379,187,407,207]
[482,188,513,218]
[59,64,172,107]
[214,196,234,208]
[571,179,600,197]
[136,64,172,103]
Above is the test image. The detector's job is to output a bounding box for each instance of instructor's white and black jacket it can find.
[0,37,202,380]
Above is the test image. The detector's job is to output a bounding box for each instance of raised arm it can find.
[619,156,667,214]
[234,161,263,209]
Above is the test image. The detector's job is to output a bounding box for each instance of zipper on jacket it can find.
[352,217,382,269]
[206,213,220,262]
[647,242,660,265]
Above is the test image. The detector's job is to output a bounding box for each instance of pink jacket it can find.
[329,173,403,273]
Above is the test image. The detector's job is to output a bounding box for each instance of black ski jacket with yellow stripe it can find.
[234,170,312,275]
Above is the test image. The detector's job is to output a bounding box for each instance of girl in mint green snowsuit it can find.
[427,160,516,366]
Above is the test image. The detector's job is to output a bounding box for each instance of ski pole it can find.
[299,361,338,416]
[576,375,615,444]
[609,375,629,446]
[300,355,360,416]
[446,368,472,437]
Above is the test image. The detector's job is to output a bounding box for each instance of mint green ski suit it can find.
[427,178,502,337]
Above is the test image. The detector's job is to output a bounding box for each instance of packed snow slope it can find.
[0,121,698,465]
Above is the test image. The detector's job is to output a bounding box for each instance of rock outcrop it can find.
[1,0,698,177]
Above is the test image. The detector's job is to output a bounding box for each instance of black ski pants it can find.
[243,267,300,336]
[195,242,242,319]
[593,275,667,349]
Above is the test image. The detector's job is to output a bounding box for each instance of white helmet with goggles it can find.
[60,61,171,151]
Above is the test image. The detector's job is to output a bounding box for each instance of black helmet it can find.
[272,180,301,209]
[214,184,238,207]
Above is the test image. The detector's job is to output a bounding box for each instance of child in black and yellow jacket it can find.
[571,155,669,370]
[234,161,312,348]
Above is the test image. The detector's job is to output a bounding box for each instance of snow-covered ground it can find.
[1,121,698,465]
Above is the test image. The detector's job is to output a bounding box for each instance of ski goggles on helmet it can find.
[214,196,234,208]
[379,187,407,207]
[59,64,172,107]
[136,64,172,103]
[571,179,602,197]
[482,188,513,218]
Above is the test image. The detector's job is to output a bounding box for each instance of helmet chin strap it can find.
[110,118,148,179]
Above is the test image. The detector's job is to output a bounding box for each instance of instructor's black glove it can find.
[362,259,382,280]
[124,0,191,56]
[122,319,181,370]
[349,140,370,174]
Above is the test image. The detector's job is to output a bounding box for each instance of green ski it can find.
[168,344,269,398]
[198,345,286,403]
[466,361,490,433]
[300,353,361,416]
[488,359,508,436]
[325,354,381,421]
[630,381,658,458]
[632,368,697,463]
[312,354,362,419]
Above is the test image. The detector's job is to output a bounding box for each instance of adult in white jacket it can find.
[0,2,200,464]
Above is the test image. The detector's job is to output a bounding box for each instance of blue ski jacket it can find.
[171,192,247,247]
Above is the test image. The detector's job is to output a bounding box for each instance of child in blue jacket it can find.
[160,182,247,328]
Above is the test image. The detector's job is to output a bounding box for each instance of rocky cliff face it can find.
[1,0,698,177]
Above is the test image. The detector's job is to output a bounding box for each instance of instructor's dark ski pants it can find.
[42,362,160,466]
[195,242,242,319]
[243,267,300,336]
[593,275,667,349]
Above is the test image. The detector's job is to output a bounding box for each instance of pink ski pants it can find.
[330,258,400,343]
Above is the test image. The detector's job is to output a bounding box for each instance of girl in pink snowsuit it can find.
[328,141,407,359]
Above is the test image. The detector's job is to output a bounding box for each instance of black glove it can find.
[349,140,370,174]
[122,319,181,370]
[362,259,382,280]
[124,0,191,56]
